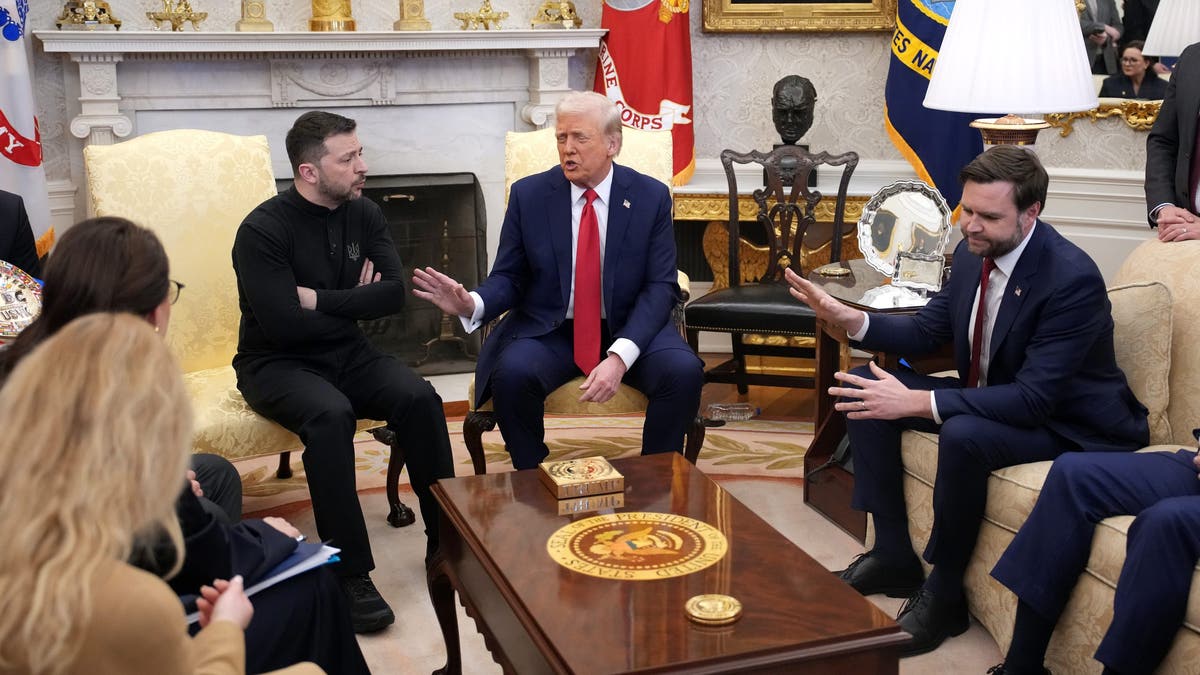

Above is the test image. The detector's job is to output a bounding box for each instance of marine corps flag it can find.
[884,0,981,210]
[0,0,53,256]
[593,0,694,185]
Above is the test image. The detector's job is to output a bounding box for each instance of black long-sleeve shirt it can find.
[232,187,406,364]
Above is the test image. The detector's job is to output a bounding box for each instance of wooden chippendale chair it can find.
[684,144,859,393]
[83,129,417,527]
[460,126,705,472]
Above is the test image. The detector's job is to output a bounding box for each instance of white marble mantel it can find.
[35,29,606,54]
[36,29,605,257]
[36,29,606,145]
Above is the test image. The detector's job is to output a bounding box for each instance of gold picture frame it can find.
[1045,99,1162,137]
[702,0,896,33]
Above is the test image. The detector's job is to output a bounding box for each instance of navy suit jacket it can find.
[862,222,1148,452]
[473,163,684,407]
[1145,43,1200,224]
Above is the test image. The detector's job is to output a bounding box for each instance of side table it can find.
[802,259,948,542]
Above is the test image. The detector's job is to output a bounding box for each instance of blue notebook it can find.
[185,543,340,625]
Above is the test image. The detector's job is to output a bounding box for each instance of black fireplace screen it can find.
[359,173,486,375]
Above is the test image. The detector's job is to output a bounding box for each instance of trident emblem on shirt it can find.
[347,242,361,261]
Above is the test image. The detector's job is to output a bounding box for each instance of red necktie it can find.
[966,257,994,388]
[573,189,601,374]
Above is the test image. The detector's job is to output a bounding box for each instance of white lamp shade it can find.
[924,0,1098,115]
[1143,0,1200,58]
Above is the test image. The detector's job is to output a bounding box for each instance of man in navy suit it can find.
[1145,41,1200,241]
[786,146,1148,656]
[989,442,1200,675]
[413,91,703,470]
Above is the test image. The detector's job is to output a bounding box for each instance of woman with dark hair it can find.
[1100,40,1169,100]
[0,216,241,520]
[0,217,369,675]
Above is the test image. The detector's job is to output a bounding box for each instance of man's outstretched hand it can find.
[412,267,475,317]
[783,268,866,335]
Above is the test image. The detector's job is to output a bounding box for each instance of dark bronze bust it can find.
[772,75,817,145]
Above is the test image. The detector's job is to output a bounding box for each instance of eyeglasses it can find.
[1121,57,1146,64]
[169,279,185,305]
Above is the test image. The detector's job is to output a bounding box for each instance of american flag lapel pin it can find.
[623,199,631,209]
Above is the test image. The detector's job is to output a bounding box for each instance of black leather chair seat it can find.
[685,282,817,336]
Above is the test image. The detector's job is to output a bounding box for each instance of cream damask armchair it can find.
[83,129,416,527]
[461,126,705,471]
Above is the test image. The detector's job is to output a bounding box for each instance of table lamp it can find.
[923,0,1098,146]
[1142,0,1200,58]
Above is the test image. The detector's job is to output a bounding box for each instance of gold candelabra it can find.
[146,0,207,31]
[454,0,508,30]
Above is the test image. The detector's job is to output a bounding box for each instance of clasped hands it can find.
[297,259,381,310]
[783,268,931,420]
[411,266,628,404]
[1156,206,1196,243]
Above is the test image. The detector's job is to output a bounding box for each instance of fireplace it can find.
[359,174,485,375]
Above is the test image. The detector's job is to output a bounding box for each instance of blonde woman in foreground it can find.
[0,314,320,675]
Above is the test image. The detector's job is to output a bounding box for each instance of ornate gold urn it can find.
[311,0,355,31]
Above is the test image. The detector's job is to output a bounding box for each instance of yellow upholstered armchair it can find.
[461,126,705,471]
[83,129,416,527]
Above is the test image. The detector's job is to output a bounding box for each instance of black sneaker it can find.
[338,574,396,634]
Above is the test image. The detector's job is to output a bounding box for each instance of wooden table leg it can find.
[427,552,462,675]
[804,319,867,542]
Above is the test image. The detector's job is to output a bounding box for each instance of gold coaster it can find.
[685,594,742,626]
[814,262,852,278]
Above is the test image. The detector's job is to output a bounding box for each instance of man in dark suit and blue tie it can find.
[786,145,1148,656]
[1145,41,1200,241]
[413,91,703,470]
[989,437,1200,675]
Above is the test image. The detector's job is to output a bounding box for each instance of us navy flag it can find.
[884,0,981,210]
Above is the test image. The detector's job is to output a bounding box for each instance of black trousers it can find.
[846,365,1069,574]
[237,338,455,575]
[188,567,370,675]
[191,453,243,523]
[489,321,704,469]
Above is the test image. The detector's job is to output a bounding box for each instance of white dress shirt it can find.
[460,165,641,369]
[848,222,1037,422]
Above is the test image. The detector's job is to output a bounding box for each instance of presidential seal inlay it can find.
[546,512,728,580]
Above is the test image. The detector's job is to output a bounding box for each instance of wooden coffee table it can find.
[427,453,907,674]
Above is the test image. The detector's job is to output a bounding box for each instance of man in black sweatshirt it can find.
[232,110,454,634]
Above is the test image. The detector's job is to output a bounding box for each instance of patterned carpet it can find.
[240,415,812,515]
